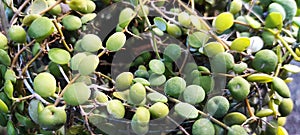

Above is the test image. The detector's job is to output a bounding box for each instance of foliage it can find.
[0,0,300,134]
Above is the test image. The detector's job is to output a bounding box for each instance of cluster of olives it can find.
[1,0,300,134]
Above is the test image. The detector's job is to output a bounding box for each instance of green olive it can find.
[62,15,82,31]
[227,76,250,101]
[164,77,186,98]
[278,98,293,117]
[8,25,26,43]
[33,72,56,97]
[149,102,169,119]
[192,118,215,135]
[106,99,125,119]
[206,96,229,118]
[115,72,134,90]
[252,49,278,73]
[0,33,8,50]
[63,82,91,106]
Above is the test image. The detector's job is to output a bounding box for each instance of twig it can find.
[245,98,255,118]
[94,72,115,84]
[23,79,50,105]
[39,0,63,15]
[10,40,36,70]
[21,50,43,75]
[97,49,107,57]
[79,105,95,135]
[54,74,81,106]
[52,19,73,52]
[9,0,30,25]
[166,116,190,135]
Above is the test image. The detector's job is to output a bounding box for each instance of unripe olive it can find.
[227,76,250,101]
[206,96,229,118]
[278,98,293,117]
[115,72,134,90]
[0,33,8,50]
[8,25,26,43]
[33,72,56,97]
[62,15,82,31]
[149,102,169,119]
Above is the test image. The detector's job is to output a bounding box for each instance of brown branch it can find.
[9,0,31,25]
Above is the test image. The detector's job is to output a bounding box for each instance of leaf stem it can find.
[39,0,62,15]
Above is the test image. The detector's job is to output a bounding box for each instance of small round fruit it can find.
[271,77,291,98]
[106,32,126,52]
[0,33,8,49]
[8,25,26,43]
[129,82,146,104]
[265,120,278,135]
[95,91,108,103]
[80,34,103,52]
[28,17,54,41]
[213,12,234,33]
[268,3,286,20]
[230,0,242,14]
[228,125,248,135]
[192,118,215,135]
[203,42,225,57]
[0,49,11,66]
[62,15,82,31]
[166,23,182,38]
[149,59,165,74]
[22,14,41,26]
[164,77,186,98]
[106,99,125,119]
[63,82,91,106]
[115,72,134,90]
[68,0,88,13]
[149,102,169,119]
[278,98,293,117]
[134,107,150,125]
[227,76,250,101]
[252,49,278,73]
[48,0,62,15]
[118,8,135,28]
[33,72,56,97]
[233,62,248,74]
[223,112,247,126]
[178,12,191,27]
[206,96,229,118]
[48,48,71,65]
[38,105,66,130]
[78,54,99,75]
[183,85,205,105]
[83,0,96,13]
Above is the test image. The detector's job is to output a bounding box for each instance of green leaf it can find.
[245,15,261,29]
[247,36,263,53]
[163,44,181,62]
[190,15,203,31]
[118,8,135,28]
[48,48,71,65]
[133,78,150,86]
[78,54,99,75]
[203,42,225,57]
[247,73,273,83]
[174,102,198,119]
[265,12,283,29]
[230,37,250,52]
[149,74,166,86]
[113,90,129,101]
[28,99,44,124]
[213,12,234,33]
[154,17,167,31]
[149,59,165,74]
[188,32,210,48]
[282,64,300,73]
[30,0,48,14]
[28,17,54,41]
[152,27,164,36]
[81,13,97,24]
[106,32,126,52]
[146,92,168,103]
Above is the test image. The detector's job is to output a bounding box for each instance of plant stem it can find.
[10,40,36,70]
[276,34,300,61]
[245,98,255,118]
[97,49,107,57]
[52,19,73,52]
[166,116,190,135]
[54,74,80,106]
[9,0,30,25]
[0,0,9,33]
[39,0,62,15]
[21,50,43,75]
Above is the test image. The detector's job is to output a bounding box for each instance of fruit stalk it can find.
[39,0,63,15]
[21,50,43,75]
[276,33,300,61]
[10,40,36,69]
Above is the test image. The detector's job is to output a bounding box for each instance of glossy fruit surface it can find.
[0,33,8,49]
[62,15,82,31]
[227,76,250,101]
[33,72,56,97]
[149,102,169,119]
[192,118,215,135]
[38,105,66,130]
[8,25,26,43]
[164,77,186,98]
[28,17,54,41]
[63,82,91,106]
[252,49,278,73]
[206,96,229,118]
